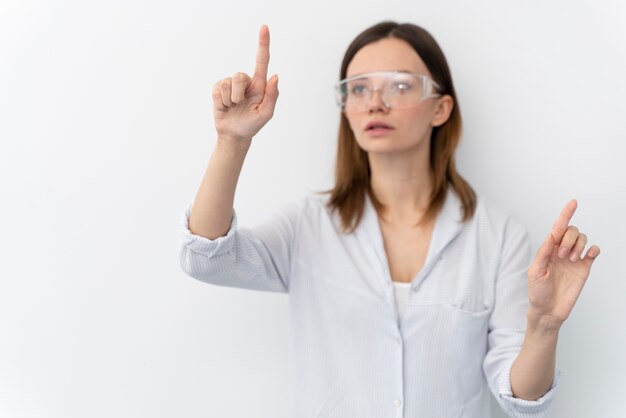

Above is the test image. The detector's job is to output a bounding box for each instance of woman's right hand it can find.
[212,24,279,143]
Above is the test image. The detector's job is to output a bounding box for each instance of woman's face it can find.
[344,37,447,155]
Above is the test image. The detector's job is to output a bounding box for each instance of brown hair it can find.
[316,21,476,234]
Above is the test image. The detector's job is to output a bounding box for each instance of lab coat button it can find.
[394,398,402,407]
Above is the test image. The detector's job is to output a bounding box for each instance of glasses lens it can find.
[336,73,428,112]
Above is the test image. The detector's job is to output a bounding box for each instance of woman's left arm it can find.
[510,199,601,400]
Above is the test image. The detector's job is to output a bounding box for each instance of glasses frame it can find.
[334,71,442,111]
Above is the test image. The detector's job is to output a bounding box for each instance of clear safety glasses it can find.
[334,71,441,112]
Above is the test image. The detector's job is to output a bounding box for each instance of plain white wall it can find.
[1,0,624,417]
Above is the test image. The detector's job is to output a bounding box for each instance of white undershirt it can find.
[392,281,412,321]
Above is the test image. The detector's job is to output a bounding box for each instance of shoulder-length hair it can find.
[316,21,476,234]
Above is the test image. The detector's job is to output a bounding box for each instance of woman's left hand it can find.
[527,199,600,330]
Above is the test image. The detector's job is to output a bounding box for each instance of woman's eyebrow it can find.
[344,69,420,81]
[350,69,416,77]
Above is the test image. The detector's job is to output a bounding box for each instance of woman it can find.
[179,21,600,418]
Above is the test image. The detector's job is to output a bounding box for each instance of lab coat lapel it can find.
[354,187,465,290]
[411,187,464,291]
[355,192,391,292]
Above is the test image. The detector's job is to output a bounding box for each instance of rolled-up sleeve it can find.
[497,356,561,417]
[482,215,561,418]
[178,197,305,293]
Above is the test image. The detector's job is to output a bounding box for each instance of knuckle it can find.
[233,72,248,81]
[220,78,232,90]
[565,227,578,240]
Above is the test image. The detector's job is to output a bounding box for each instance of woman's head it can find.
[320,21,476,233]
[340,36,453,160]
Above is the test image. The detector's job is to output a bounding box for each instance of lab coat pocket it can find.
[406,301,491,408]
[439,299,491,346]
[445,297,492,317]
[441,300,491,403]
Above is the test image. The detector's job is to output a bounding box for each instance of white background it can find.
[1,0,624,417]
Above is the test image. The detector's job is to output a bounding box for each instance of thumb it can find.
[259,74,279,117]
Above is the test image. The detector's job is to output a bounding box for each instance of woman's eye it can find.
[350,85,368,95]
[392,82,411,93]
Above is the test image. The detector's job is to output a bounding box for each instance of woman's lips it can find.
[366,127,394,136]
[365,121,393,130]
[365,120,394,136]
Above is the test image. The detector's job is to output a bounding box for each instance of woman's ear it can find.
[431,95,454,127]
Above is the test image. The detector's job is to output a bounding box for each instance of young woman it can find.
[179,21,600,418]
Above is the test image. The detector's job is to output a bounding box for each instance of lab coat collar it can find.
[357,186,465,291]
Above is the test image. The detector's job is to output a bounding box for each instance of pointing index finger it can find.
[550,199,577,243]
[254,24,270,80]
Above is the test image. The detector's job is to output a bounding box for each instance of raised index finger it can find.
[550,199,577,243]
[253,24,270,80]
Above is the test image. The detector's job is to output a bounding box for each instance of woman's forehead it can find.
[346,38,429,78]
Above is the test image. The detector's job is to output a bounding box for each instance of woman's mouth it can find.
[365,121,394,135]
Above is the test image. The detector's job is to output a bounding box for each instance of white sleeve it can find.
[482,216,561,418]
[178,197,306,293]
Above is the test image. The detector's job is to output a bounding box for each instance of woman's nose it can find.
[367,88,390,112]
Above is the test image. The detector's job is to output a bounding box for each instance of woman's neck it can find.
[368,149,433,224]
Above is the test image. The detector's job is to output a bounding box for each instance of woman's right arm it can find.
[188,138,251,240]
[189,24,278,240]
[180,25,298,294]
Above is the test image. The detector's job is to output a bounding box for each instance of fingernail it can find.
[558,247,567,259]
[570,253,578,262]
